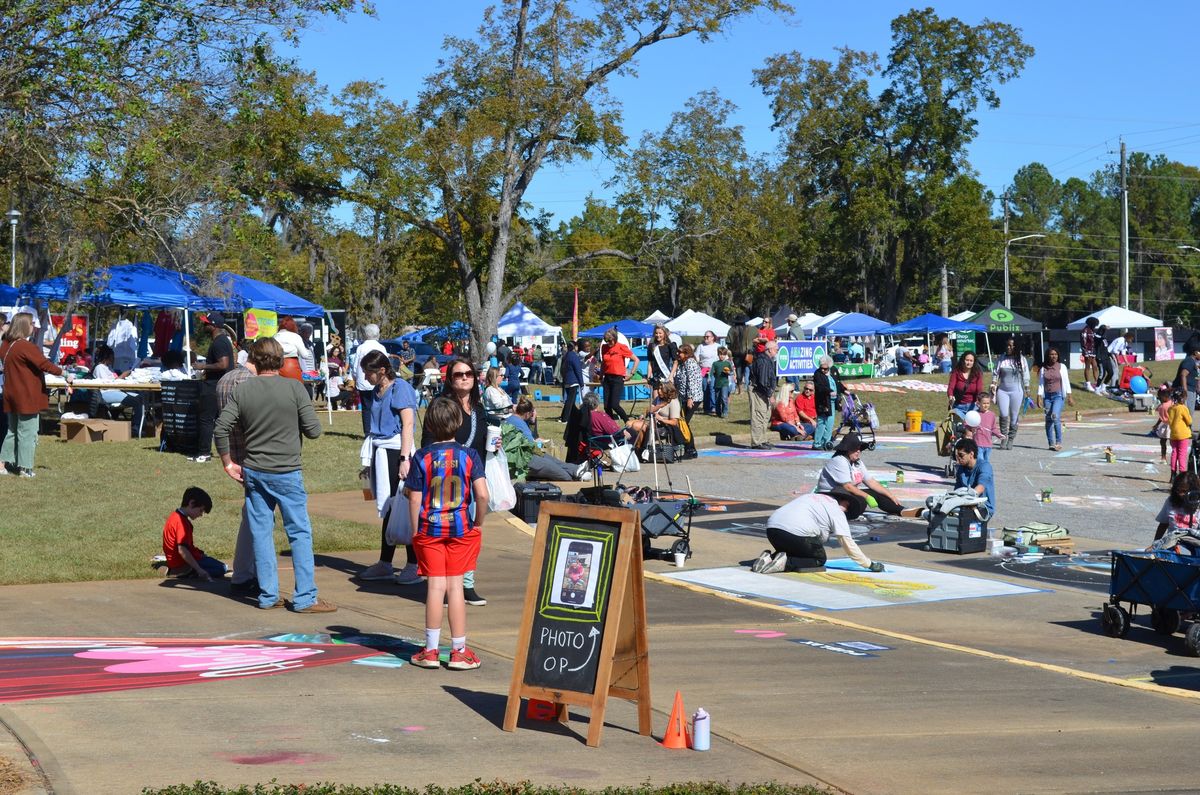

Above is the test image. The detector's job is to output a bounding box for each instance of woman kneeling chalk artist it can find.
[750,487,885,575]
[816,433,925,518]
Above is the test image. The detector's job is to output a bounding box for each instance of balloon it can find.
[964,410,981,428]
[1130,375,1148,394]
[485,341,496,355]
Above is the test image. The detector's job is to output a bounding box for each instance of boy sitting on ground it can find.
[161,487,228,582]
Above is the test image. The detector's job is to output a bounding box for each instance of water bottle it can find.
[691,708,710,751]
[895,469,905,484]
[1015,527,1025,547]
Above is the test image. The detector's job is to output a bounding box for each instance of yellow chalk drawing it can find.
[787,570,935,600]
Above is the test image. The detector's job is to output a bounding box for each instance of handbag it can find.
[607,443,641,473]
[1155,423,1170,439]
[486,449,517,511]
[384,489,414,546]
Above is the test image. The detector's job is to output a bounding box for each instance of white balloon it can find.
[485,341,496,355]
[964,410,981,428]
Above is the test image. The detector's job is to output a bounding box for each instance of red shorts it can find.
[414,529,481,577]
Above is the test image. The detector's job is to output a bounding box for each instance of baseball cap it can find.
[201,312,225,327]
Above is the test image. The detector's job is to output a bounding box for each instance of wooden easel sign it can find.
[503,501,651,747]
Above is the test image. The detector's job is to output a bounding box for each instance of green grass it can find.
[0,374,1127,586]
[142,782,830,795]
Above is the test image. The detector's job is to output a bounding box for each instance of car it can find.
[381,339,456,369]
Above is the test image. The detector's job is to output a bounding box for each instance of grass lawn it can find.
[0,372,1128,586]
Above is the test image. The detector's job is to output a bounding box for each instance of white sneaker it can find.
[750,549,774,573]
[760,551,789,574]
[1084,383,1094,392]
[394,564,424,585]
[575,460,592,480]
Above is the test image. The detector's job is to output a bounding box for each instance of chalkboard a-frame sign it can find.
[503,501,650,747]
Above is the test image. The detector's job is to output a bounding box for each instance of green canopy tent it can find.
[967,303,1045,363]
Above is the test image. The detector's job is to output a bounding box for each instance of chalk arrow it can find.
[567,626,601,672]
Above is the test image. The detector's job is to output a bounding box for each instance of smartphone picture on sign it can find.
[549,538,601,609]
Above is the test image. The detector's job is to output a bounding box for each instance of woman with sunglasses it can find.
[599,328,639,421]
[696,330,720,414]
[424,357,492,605]
[673,343,703,423]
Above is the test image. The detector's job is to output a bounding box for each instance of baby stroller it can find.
[624,483,699,563]
[832,393,879,450]
[935,413,966,478]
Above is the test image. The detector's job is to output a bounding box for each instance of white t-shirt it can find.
[352,339,387,391]
[817,455,867,492]
[766,494,850,543]
[1156,498,1200,537]
[695,342,719,371]
[274,329,306,360]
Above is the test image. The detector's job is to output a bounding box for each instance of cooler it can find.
[513,481,563,523]
[927,508,987,554]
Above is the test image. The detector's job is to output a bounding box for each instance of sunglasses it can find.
[451,371,475,379]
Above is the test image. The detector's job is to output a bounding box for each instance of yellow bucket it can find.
[905,410,922,433]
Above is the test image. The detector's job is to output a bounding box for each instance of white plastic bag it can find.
[607,443,641,473]
[866,405,880,430]
[486,449,517,511]
[384,489,414,546]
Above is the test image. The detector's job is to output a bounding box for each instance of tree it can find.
[755,9,1032,320]
[340,0,788,361]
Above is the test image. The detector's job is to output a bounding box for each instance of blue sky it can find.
[289,2,1200,225]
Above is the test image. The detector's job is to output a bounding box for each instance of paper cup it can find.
[673,552,687,568]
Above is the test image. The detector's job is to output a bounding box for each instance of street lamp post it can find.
[5,209,19,287]
[1004,233,1045,310]
[1179,245,1200,255]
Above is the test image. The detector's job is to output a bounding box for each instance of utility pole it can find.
[940,261,948,317]
[1002,193,1011,309]
[1119,140,1130,308]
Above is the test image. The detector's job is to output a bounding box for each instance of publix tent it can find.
[1067,306,1162,330]
[968,303,1043,334]
[665,308,730,337]
[497,302,561,338]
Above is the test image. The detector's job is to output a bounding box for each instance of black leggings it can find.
[767,528,826,570]
[863,487,905,516]
[560,385,579,422]
[603,374,628,421]
[377,447,417,567]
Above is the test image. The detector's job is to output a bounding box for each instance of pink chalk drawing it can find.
[734,630,787,639]
[76,645,322,676]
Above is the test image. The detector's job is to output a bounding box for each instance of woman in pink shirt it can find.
[947,352,984,419]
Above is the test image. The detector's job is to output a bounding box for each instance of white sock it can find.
[451,635,466,652]
[424,628,441,651]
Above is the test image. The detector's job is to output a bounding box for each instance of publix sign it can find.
[986,307,1021,333]
[777,341,825,376]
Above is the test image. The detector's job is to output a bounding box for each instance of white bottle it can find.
[1015,527,1025,546]
[692,708,710,751]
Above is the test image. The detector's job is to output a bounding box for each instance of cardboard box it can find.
[60,419,132,444]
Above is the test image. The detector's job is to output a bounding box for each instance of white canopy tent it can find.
[496,301,562,338]
[1067,306,1162,330]
[665,308,731,337]
[801,310,845,334]
[949,310,976,322]
[643,309,670,324]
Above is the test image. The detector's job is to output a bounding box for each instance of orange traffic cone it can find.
[660,690,691,749]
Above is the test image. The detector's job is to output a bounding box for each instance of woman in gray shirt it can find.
[991,337,1029,450]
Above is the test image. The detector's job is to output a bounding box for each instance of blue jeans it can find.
[702,372,714,414]
[977,446,992,465]
[359,389,375,436]
[715,384,731,418]
[243,467,318,610]
[939,360,953,373]
[771,421,800,439]
[952,403,976,421]
[1043,392,1064,446]
[897,359,913,375]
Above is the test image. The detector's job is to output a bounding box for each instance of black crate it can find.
[513,481,563,523]
[927,508,987,554]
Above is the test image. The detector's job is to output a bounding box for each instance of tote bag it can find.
[384,490,414,546]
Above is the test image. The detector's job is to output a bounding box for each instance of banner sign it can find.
[955,330,976,354]
[48,314,88,362]
[1155,327,1175,361]
[244,309,278,340]
[833,363,875,378]
[776,341,826,377]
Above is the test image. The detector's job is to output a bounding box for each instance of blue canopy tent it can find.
[215,272,323,317]
[420,320,472,341]
[0,284,18,305]
[877,313,986,335]
[577,318,655,339]
[22,262,230,310]
[816,312,891,336]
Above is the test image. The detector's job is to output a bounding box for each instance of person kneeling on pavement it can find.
[817,433,924,518]
[752,487,885,574]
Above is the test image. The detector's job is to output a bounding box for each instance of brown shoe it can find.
[291,598,337,614]
[258,599,284,610]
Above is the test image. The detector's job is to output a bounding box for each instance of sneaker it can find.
[409,647,442,669]
[17,468,35,478]
[574,459,593,481]
[291,598,337,614]
[1083,383,1094,392]
[760,551,788,574]
[750,549,774,573]
[394,564,424,585]
[463,587,487,606]
[187,454,212,463]
[357,561,395,581]
[446,647,482,671]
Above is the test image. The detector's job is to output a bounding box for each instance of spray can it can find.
[691,708,710,751]
[895,469,905,484]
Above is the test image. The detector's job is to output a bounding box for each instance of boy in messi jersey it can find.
[404,397,490,671]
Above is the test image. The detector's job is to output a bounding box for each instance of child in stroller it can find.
[935,412,967,477]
